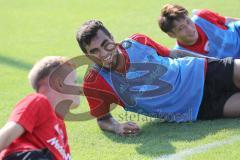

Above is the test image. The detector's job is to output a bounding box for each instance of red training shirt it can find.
[0,93,71,160]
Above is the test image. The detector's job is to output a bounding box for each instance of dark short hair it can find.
[158,4,188,33]
[76,20,112,53]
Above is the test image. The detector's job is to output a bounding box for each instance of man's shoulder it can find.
[12,93,52,114]
[83,67,101,84]
[128,33,151,42]
[193,9,227,29]
[193,9,214,16]
[193,9,224,21]
[83,66,111,92]
[10,93,53,126]
[17,93,49,106]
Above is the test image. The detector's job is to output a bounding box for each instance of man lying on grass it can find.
[158,4,240,58]
[76,20,240,136]
[0,56,80,160]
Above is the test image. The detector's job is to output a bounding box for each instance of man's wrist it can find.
[112,123,120,134]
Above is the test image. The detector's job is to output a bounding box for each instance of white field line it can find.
[154,136,240,160]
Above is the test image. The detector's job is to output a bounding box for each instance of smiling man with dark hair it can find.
[76,20,240,137]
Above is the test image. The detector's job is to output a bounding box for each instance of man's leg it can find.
[223,93,240,117]
[219,59,240,118]
[233,59,240,89]
[198,58,240,120]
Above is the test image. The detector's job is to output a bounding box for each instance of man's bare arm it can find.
[0,121,25,152]
[170,49,218,59]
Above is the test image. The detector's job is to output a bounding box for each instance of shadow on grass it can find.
[0,55,32,71]
[102,118,240,157]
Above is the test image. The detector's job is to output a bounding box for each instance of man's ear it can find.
[167,32,176,38]
[37,78,48,93]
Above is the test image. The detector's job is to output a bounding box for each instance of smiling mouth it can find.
[104,56,112,61]
[102,56,114,67]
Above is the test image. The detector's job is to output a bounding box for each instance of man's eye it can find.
[178,27,183,31]
[104,43,117,51]
[90,49,99,55]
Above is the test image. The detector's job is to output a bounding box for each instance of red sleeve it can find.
[83,69,123,118]
[9,94,51,133]
[129,34,170,57]
[196,9,227,30]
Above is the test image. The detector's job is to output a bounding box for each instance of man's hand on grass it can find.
[114,122,140,136]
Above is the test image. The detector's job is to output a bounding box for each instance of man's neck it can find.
[114,50,127,73]
[39,89,56,109]
[178,38,197,46]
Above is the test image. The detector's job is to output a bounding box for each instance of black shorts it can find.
[197,57,240,120]
[3,148,53,160]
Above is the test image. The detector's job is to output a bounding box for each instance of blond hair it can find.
[28,56,69,91]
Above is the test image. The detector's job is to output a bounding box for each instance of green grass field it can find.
[1,0,240,159]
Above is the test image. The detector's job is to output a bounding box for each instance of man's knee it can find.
[223,93,240,118]
[233,59,240,88]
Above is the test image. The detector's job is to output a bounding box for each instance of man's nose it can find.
[99,48,108,59]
